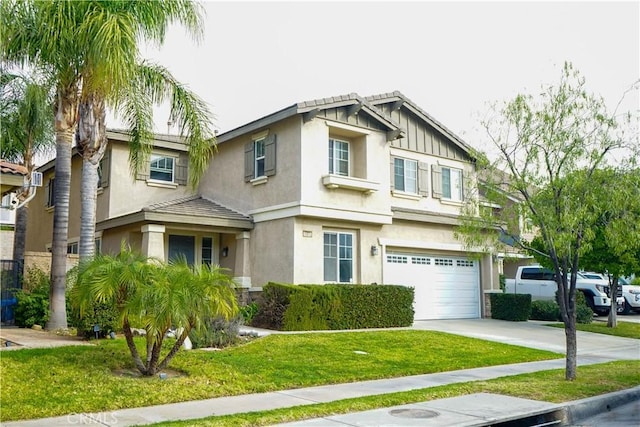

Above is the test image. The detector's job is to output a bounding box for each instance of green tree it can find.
[0,71,54,265]
[579,168,640,325]
[458,63,637,380]
[71,245,238,376]
[1,0,212,329]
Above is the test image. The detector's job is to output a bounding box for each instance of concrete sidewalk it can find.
[2,319,639,426]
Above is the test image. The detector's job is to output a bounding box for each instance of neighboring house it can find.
[0,161,26,259]
[25,91,503,320]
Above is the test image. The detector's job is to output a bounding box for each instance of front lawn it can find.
[547,320,640,338]
[154,360,640,427]
[0,330,560,421]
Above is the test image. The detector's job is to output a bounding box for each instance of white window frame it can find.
[394,158,418,194]
[323,231,353,283]
[254,137,266,178]
[442,166,463,201]
[328,138,350,176]
[149,155,175,183]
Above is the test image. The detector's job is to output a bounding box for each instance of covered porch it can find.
[97,196,255,289]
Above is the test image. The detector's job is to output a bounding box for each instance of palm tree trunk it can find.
[123,318,147,374]
[79,158,99,261]
[156,326,192,373]
[47,127,73,330]
[77,95,107,262]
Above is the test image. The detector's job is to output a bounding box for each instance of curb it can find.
[562,386,640,424]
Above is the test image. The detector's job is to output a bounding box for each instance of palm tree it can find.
[77,59,216,262]
[72,245,238,376]
[0,71,54,267]
[1,1,211,329]
[73,2,214,262]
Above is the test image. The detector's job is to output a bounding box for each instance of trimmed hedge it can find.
[518,292,593,324]
[490,293,531,321]
[252,282,414,331]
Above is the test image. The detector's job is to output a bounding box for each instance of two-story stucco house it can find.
[26,91,502,320]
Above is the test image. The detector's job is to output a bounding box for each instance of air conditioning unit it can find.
[9,194,19,209]
[31,171,43,187]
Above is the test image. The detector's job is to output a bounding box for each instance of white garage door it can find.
[383,253,480,320]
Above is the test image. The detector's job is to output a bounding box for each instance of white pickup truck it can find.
[505,265,613,316]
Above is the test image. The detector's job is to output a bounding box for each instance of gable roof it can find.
[143,195,251,222]
[365,91,475,159]
[217,92,403,143]
[97,195,253,232]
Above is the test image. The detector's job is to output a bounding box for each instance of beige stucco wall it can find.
[298,119,392,221]
[107,144,195,218]
[199,116,302,214]
[249,217,295,286]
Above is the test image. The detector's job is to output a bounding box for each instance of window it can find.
[168,235,195,265]
[67,242,78,254]
[254,138,265,178]
[202,237,213,267]
[442,167,463,201]
[244,133,277,182]
[95,238,102,255]
[323,232,353,283]
[150,155,174,182]
[328,138,349,176]
[394,158,417,193]
[46,178,55,207]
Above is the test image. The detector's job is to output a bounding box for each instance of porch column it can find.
[141,224,166,262]
[234,231,251,288]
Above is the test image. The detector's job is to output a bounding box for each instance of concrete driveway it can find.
[411,319,639,360]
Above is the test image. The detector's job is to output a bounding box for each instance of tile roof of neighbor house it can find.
[0,160,28,176]
[143,195,252,222]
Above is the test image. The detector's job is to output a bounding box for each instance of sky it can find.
[126,0,639,153]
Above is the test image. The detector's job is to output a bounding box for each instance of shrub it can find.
[330,284,414,329]
[190,316,243,349]
[239,302,259,324]
[631,277,640,286]
[251,283,296,329]
[575,291,593,324]
[70,301,119,338]
[490,293,531,321]
[530,300,561,321]
[14,288,49,328]
[252,282,414,331]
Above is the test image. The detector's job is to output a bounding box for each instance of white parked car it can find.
[582,272,636,314]
[617,277,640,315]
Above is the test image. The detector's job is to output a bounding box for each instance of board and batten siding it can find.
[317,107,388,132]
[376,103,468,161]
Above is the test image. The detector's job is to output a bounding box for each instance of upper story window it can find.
[442,167,463,201]
[328,138,349,176]
[45,178,55,208]
[150,155,174,183]
[393,158,417,193]
[245,132,277,183]
[254,138,266,178]
[432,165,464,202]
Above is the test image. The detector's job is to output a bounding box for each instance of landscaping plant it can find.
[71,245,238,376]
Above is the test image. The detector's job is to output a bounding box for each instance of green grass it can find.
[547,320,640,338]
[155,360,640,426]
[0,330,560,421]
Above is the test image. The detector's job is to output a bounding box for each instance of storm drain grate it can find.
[389,408,439,419]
